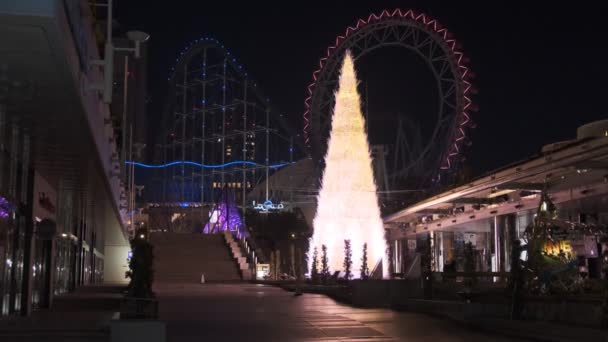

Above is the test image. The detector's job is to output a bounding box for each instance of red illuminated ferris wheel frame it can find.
[303,9,475,175]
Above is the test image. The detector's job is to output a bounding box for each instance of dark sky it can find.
[116,1,608,177]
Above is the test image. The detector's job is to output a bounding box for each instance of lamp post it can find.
[90,1,149,235]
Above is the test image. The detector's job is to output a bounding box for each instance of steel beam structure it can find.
[153,37,298,232]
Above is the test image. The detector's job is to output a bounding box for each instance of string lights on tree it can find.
[310,52,387,278]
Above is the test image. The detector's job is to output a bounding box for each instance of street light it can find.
[125,31,150,59]
[90,0,149,104]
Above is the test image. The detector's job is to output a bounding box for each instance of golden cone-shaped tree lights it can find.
[310,51,387,278]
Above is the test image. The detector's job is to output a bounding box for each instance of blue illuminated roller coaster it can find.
[150,36,303,218]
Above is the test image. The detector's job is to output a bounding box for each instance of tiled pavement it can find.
[0,285,121,341]
[0,283,526,341]
[155,283,521,341]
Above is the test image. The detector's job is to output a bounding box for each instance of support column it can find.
[121,56,129,179]
[265,108,269,202]
[242,79,247,226]
[221,58,227,187]
[8,122,20,314]
[436,231,444,272]
[394,239,400,274]
[0,104,4,192]
[492,216,501,273]
[181,64,188,205]
[19,133,34,316]
[504,214,517,272]
[200,48,207,206]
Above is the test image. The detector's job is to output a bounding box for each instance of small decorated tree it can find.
[122,228,157,318]
[520,190,608,301]
[462,241,476,295]
[321,244,330,282]
[509,239,525,320]
[126,233,154,299]
[311,246,319,283]
[360,243,369,279]
[343,240,352,280]
[463,242,475,273]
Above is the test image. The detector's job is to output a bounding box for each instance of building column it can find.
[19,132,34,316]
[19,167,34,316]
[504,214,517,272]
[493,215,516,280]
[7,121,20,314]
[492,216,501,273]
[435,231,444,272]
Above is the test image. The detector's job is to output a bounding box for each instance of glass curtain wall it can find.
[0,112,32,316]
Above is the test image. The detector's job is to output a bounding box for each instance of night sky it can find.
[116,1,608,177]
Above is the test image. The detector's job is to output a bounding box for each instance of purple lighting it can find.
[203,190,246,237]
[0,196,14,219]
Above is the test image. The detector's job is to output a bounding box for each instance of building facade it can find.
[0,0,130,316]
[385,120,608,281]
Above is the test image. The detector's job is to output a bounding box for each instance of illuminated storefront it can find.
[385,121,608,281]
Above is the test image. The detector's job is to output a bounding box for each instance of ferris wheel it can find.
[304,9,476,187]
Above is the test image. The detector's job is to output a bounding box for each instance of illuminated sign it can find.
[252,200,284,212]
[256,263,270,279]
[543,240,572,257]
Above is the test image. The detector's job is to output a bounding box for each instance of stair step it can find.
[150,233,241,282]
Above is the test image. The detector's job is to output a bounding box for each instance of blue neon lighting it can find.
[125,160,290,169]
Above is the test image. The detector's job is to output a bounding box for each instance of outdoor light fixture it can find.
[140,234,145,239]
[61,233,67,238]
[487,189,516,199]
[125,31,150,59]
[89,0,149,103]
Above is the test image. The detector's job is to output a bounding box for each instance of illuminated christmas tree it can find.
[310,51,387,278]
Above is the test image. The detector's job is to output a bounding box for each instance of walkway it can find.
[0,285,122,341]
[156,283,521,341]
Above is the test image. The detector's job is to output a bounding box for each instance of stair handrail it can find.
[224,231,255,280]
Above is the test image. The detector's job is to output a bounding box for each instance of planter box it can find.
[351,279,423,307]
[523,298,603,328]
[120,297,159,319]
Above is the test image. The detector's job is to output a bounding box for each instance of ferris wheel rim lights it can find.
[303,8,474,172]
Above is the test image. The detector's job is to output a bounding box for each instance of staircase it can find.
[223,231,253,280]
[150,233,241,283]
